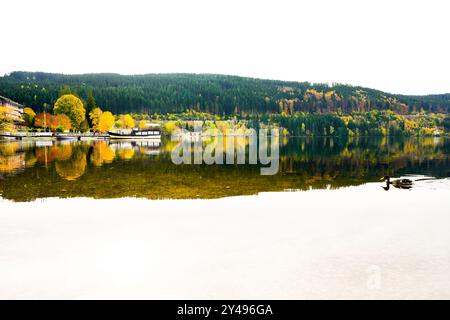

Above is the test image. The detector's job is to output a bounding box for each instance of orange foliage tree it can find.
[34,112,52,129]
[55,114,72,131]
[35,113,72,131]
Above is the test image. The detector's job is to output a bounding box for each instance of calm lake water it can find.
[1,137,449,299]
[1,136,449,201]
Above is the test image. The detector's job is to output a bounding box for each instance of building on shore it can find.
[0,95,24,123]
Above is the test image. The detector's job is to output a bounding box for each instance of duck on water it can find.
[381,176,413,191]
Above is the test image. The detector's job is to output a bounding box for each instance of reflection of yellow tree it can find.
[0,139,26,173]
[0,154,25,173]
[0,142,19,156]
[90,142,115,166]
[116,148,135,160]
[162,140,181,153]
[55,150,87,181]
[54,144,73,161]
[25,155,37,168]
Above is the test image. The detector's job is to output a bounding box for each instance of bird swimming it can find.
[381,176,413,190]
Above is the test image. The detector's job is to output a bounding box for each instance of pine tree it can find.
[59,85,72,96]
[86,90,97,126]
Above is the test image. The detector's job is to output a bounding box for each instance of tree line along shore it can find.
[1,72,449,137]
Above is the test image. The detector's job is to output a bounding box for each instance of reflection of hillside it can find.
[0,137,449,201]
[279,137,449,180]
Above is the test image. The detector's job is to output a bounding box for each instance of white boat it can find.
[108,128,161,140]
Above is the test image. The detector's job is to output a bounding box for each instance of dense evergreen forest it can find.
[1,71,450,115]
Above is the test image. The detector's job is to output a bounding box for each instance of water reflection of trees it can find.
[279,137,449,180]
[0,137,449,201]
[116,148,135,160]
[0,153,25,174]
[35,143,73,164]
[55,149,87,181]
[0,143,24,175]
[90,141,115,166]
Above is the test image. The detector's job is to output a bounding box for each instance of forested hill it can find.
[1,71,449,115]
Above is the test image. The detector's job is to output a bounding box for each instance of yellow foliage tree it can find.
[89,107,103,132]
[23,107,36,127]
[121,114,135,129]
[139,120,148,129]
[165,121,179,134]
[98,111,115,133]
[53,94,86,130]
[0,106,16,131]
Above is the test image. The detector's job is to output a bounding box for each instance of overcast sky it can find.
[2,0,449,95]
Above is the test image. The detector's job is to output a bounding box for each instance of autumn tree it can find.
[56,114,72,131]
[34,112,52,129]
[49,114,59,131]
[23,107,36,127]
[164,121,180,134]
[138,120,148,129]
[121,114,135,129]
[53,94,86,131]
[0,106,15,131]
[89,107,103,133]
[98,111,115,133]
[0,106,13,121]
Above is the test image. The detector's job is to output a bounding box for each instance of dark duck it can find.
[381,176,413,190]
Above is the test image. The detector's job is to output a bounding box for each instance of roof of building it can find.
[0,94,23,108]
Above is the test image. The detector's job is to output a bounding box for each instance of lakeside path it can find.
[1,180,449,299]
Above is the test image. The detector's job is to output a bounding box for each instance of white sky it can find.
[1,0,449,95]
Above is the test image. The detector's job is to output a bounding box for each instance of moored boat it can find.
[108,127,161,140]
[55,134,78,141]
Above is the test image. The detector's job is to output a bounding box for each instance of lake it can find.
[0,137,449,299]
[1,136,449,201]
